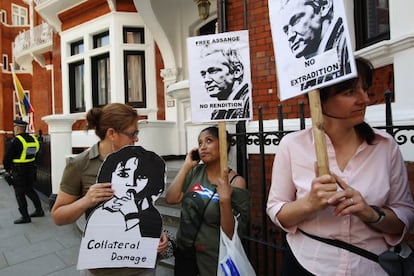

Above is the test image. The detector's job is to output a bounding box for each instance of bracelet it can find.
[367,205,385,224]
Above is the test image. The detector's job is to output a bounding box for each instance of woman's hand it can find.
[217,168,232,202]
[84,182,114,208]
[184,147,200,168]
[217,168,235,238]
[304,174,338,212]
[327,173,376,222]
[157,232,169,254]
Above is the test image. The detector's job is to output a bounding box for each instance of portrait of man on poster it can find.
[199,47,250,120]
[280,0,351,76]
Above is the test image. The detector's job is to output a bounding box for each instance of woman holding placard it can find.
[267,58,414,275]
[51,103,169,276]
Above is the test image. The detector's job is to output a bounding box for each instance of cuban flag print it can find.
[189,183,219,202]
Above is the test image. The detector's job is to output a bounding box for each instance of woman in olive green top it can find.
[166,126,250,276]
[51,103,168,276]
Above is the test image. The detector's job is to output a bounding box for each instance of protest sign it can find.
[268,0,356,100]
[77,146,165,270]
[187,30,253,122]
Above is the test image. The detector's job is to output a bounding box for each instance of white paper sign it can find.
[187,30,253,122]
[268,0,357,100]
[77,146,165,270]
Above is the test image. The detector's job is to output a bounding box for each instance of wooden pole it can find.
[218,122,229,182]
[308,89,330,175]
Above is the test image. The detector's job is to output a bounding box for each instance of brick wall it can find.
[370,64,394,105]
[32,61,52,135]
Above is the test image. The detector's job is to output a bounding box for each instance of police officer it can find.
[3,119,44,224]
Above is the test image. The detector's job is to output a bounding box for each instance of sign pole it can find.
[218,121,229,182]
[308,89,330,175]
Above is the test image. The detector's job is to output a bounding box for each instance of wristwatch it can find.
[368,205,385,224]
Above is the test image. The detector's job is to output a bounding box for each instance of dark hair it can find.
[199,126,233,152]
[97,146,165,200]
[320,57,375,144]
[86,103,139,140]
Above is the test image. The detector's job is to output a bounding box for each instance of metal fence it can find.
[233,90,414,275]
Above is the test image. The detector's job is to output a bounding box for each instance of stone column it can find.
[42,114,79,194]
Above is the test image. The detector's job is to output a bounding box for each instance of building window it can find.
[71,40,84,56]
[355,0,390,49]
[93,31,109,48]
[12,4,27,26]
[124,51,146,108]
[2,54,7,71]
[123,27,144,44]
[199,19,217,35]
[69,61,85,113]
[92,53,110,107]
[1,10,6,24]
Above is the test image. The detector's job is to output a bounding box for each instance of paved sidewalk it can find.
[0,176,173,276]
[0,176,80,276]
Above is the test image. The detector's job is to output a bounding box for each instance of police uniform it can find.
[3,119,44,224]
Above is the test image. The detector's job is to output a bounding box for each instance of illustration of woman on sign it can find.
[84,146,165,238]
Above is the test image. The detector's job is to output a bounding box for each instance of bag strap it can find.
[192,188,217,246]
[299,229,379,263]
[229,173,240,184]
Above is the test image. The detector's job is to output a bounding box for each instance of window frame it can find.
[69,60,85,113]
[11,4,28,26]
[123,27,145,44]
[1,9,6,24]
[354,0,390,50]
[124,50,146,108]
[70,40,84,56]
[2,54,8,71]
[93,31,109,49]
[91,52,110,108]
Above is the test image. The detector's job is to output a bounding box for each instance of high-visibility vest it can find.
[12,135,40,163]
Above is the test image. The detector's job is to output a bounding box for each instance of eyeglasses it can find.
[119,129,139,139]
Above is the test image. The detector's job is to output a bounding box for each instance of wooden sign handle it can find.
[308,89,330,176]
[218,122,229,182]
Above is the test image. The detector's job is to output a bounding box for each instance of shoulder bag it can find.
[299,229,414,276]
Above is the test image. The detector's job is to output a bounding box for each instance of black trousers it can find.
[174,246,199,276]
[11,164,42,217]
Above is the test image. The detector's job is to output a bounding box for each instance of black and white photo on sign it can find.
[268,0,357,100]
[77,146,165,270]
[187,30,253,122]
